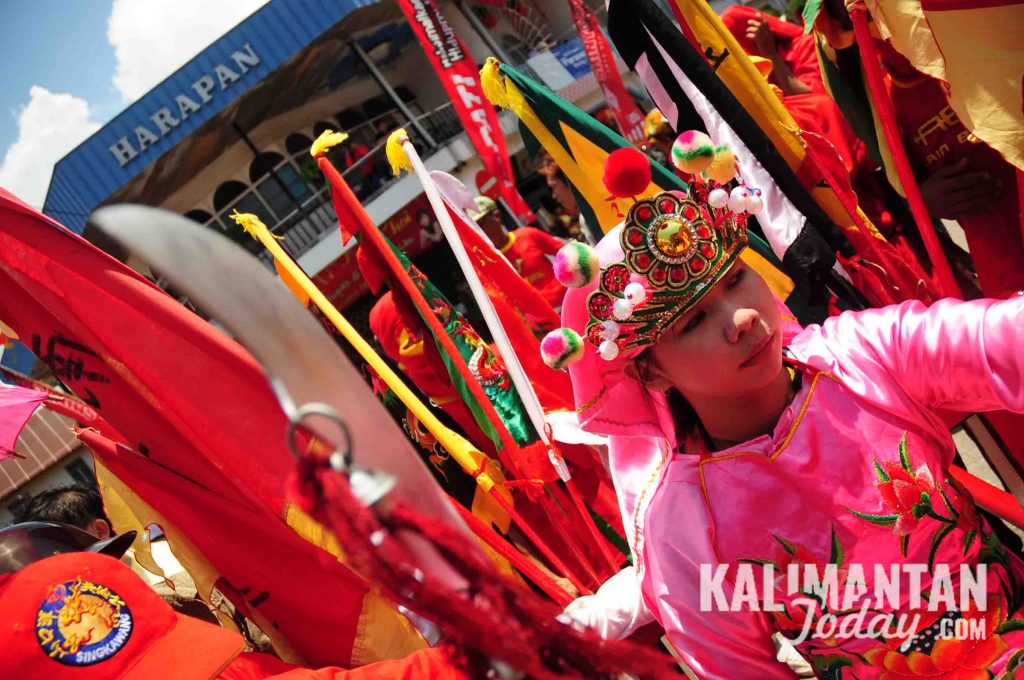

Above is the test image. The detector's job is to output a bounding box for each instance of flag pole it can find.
[231,211,578,604]
[847,2,959,297]
[271,141,594,590]
[388,129,621,574]
[311,146,600,591]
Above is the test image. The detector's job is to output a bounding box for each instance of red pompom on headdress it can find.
[603,148,651,199]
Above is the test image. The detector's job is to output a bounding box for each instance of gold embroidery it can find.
[696,369,840,563]
[575,384,608,414]
[632,440,672,572]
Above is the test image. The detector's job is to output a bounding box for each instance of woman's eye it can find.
[681,311,705,334]
[727,269,746,289]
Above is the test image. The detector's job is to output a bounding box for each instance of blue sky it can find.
[0,2,118,154]
[0,0,268,208]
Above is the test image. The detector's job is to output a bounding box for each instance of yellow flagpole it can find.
[229,210,497,491]
[230,210,577,604]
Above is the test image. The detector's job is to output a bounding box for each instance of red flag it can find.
[567,0,647,145]
[0,189,423,667]
[396,0,536,224]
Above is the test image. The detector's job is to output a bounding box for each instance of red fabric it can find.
[396,0,535,225]
[884,50,1024,297]
[850,9,961,296]
[368,291,493,450]
[567,0,646,144]
[220,649,468,679]
[720,5,826,94]
[500,228,566,309]
[0,383,45,459]
[0,190,384,667]
[369,291,458,403]
[784,93,870,179]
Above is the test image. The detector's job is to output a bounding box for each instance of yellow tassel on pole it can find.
[480,57,509,109]
[386,128,413,177]
[310,129,349,159]
[230,211,284,241]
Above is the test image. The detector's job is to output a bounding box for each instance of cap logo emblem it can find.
[35,577,133,666]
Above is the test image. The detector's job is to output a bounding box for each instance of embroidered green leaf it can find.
[899,534,910,558]
[997,619,1024,635]
[773,535,797,556]
[1005,648,1024,673]
[813,654,853,680]
[964,530,978,556]
[938,484,958,517]
[899,433,912,472]
[847,508,899,526]
[737,558,776,566]
[830,527,844,567]
[873,459,890,482]
[928,523,956,573]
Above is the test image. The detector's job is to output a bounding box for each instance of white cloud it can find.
[108,0,271,101]
[0,87,101,208]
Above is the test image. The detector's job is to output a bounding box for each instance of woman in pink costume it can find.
[547,147,1024,678]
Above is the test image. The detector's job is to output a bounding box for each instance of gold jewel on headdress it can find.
[542,135,762,369]
[583,187,751,357]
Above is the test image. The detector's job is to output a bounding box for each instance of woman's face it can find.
[644,260,784,400]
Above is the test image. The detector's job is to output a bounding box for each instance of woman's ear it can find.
[625,357,672,393]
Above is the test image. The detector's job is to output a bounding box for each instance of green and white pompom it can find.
[540,328,585,369]
[554,242,600,288]
[671,131,715,174]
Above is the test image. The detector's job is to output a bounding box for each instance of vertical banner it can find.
[398,0,536,224]
[567,0,646,145]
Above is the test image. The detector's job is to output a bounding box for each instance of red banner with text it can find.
[567,0,646,145]
[397,0,536,224]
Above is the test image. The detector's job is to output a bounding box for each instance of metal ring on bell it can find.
[285,401,353,467]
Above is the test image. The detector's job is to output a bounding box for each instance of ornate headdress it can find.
[540,132,763,369]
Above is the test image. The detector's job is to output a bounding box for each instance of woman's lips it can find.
[740,332,775,368]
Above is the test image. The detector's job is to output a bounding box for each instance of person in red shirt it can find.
[468,197,566,309]
[881,44,1024,298]
[368,290,493,452]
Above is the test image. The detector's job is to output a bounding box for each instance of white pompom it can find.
[624,282,647,306]
[728,186,748,213]
[612,298,633,321]
[708,187,729,209]
[600,320,621,340]
[598,339,620,361]
[745,192,764,215]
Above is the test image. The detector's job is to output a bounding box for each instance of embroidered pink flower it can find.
[849,433,971,568]
[877,460,936,536]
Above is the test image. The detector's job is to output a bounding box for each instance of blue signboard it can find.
[43,0,380,233]
[551,38,591,80]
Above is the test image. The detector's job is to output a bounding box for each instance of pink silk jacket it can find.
[624,298,1024,679]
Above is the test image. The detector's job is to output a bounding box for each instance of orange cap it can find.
[0,552,244,679]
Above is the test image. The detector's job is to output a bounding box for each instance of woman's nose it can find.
[727,308,759,343]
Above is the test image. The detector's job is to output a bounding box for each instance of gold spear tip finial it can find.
[311,129,349,158]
